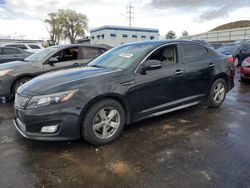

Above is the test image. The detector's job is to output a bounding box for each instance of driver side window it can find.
[52,47,79,63]
[148,45,177,66]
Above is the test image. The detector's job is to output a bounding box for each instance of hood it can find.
[20,66,119,95]
[0,60,29,69]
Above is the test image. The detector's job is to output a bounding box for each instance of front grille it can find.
[15,94,30,109]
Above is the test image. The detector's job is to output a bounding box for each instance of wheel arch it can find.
[77,94,131,132]
[10,74,34,94]
[212,73,229,91]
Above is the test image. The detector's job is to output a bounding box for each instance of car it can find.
[0,44,110,97]
[233,43,250,67]
[240,57,250,81]
[2,43,44,53]
[0,47,31,64]
[217,43,240,56]
[13,40,235,145]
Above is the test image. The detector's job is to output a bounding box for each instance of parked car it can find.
[0,47,31,64]
[240,57,250,81]
[0,44,110,96]
[2,43,44,53]
[13,40,235,145]
[233,43,250,67]
[217,43,240,56]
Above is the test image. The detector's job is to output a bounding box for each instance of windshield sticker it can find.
[119,53,134,58]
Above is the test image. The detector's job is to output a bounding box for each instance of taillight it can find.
[226,57,235,64]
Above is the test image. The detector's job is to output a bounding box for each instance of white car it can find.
[2,43,44,53]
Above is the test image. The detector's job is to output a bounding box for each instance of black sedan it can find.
[14,40,235,145]
[0,47,31,64]
[0,44,110,96]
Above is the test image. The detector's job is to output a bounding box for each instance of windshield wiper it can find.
[89,64,106,68]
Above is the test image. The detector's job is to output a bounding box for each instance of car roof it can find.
[120,40,210,47]
[53,44,112,50]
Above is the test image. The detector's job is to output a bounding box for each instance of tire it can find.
[81,99,125,146]
[241,77,247,82]
[12,77,31,95]
[208,78,227,108]
[234,57,241,67]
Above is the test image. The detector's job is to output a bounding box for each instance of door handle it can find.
[175,70,184,75]
[209,63,215,67]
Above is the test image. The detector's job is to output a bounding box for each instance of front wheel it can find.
[12,77,31,95]
[208,78,227,108]
[81,99,125,146]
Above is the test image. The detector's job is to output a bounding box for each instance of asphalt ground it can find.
[0,69,250,188]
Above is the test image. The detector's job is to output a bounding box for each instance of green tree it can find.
[181,30,189,38]
[45,13,64,44]
[165,30,176,39]
[58,9,88,44]
[45,9,88,44]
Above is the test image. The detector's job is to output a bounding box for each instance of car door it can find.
[128,43,187,118]
[43,47,85,72]
[180,42,213,97]
[0,48,23,63]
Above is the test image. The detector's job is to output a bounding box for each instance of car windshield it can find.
[24,47,58,62]
[217,45,240,52]
[88,43,156,69]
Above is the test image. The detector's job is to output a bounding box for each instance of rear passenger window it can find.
[181,43,208,63]
[82,47,99,59]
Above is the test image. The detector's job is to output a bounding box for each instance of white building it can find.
[181,27,250,43]
[90,25,159,47]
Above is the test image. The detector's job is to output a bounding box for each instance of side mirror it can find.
[48,57,58,66]
[141,60,162,73]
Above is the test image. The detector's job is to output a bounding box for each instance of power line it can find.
[126,3,134,27]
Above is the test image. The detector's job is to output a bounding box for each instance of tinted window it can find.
[3,48,21,55]
[182,43,208,63]
[82,47,99,59]
[28,44,41,49]
[148,45,177,65]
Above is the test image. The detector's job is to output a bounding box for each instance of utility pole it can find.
[126,3,134,27]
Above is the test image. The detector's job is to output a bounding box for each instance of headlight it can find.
[242,59,250,67]
[0,69,12,77]
[26,89,78,109]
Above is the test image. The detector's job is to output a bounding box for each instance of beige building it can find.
[182,27,250,43]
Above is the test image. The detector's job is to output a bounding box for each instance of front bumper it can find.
[241,67,250,79]
[13,105,82,141]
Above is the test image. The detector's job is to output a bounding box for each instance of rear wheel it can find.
[12,77,31,95]
[81,99,125,146]
[234,57,240,67]
[208,78,227,108]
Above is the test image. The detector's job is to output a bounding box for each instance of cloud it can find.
[149,0,250,21]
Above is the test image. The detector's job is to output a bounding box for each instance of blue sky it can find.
[0,0,250,40]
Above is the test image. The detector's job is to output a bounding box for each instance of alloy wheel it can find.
[234,58,239,67]
[213,82,225,104]
[92,107,120,139]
